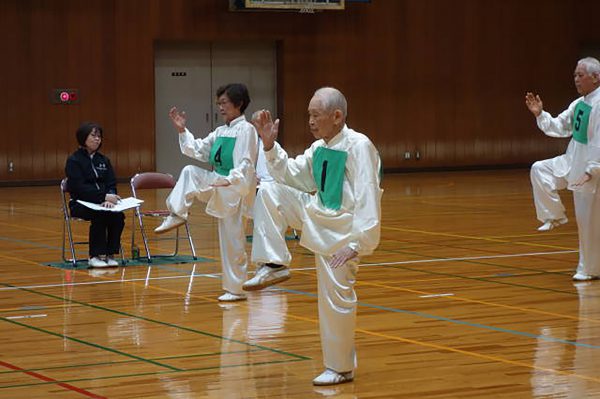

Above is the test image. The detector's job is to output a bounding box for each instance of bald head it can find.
[313,87,347,120]
[308,87,347,143]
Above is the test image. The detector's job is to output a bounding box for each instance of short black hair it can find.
[216,83,251,114]
[76,122,103,147]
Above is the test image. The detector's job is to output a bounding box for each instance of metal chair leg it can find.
[184,222,197,260]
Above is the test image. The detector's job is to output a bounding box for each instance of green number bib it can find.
[312,147,348,210]
[573,101,592,144]
[209,137,236,176]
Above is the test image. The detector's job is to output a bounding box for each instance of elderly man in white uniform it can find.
[526,57,600,280]
[243,87,382,385]
[155,83,258,301]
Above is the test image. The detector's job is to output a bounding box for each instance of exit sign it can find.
[51,89,80,105]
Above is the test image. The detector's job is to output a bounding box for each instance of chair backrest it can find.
[59,178,73,218]
[130,172,176,198]
[60,177,69,193]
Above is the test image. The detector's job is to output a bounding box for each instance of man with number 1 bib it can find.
[155,83,258,301]
[243,87,382,385]
[526,57,600,280]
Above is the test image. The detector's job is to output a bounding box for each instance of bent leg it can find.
[530,159,568,223]
[166,165,214,219]
[251,182,307,266]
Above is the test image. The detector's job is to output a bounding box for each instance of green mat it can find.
[44,255,213,270]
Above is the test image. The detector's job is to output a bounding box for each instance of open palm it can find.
[253,110,279,150]
[169,107,187,133]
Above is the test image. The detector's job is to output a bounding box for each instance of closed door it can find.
[154,41,277,178]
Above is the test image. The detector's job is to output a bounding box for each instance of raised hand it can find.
[525,92,543,117]
[169,107,187,133]
[253,110,279,151]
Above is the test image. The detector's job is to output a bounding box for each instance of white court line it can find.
[292,250,577,271]
[2,250,576,291]
[6,314,47,320]
[0,273,220,291]
[419,293,454,298]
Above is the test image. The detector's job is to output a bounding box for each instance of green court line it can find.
[1,317,181,371]
[2,284,310,361]
[0,358,306,390]
[0,349,263,375]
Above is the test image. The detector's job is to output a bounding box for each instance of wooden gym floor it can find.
[1,169,598,399]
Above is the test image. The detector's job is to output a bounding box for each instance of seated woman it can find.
[65,122,125,267]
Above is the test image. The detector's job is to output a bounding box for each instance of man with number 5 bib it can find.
[243,87,382,385]
[526,57,600,280]
[155,83,258,301]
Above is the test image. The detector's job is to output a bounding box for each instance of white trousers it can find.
[574,190,600,277]
[530,159,568,223]
[167,165,248,295]
[252,182,358,372]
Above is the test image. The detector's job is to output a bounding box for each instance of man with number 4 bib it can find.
[155,83,258,301]
[526,57,600,280]
[243,87,382,385]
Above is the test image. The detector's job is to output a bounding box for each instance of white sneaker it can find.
[312,369,354,386]
[537,218,568,231]
[572,272,597,281]
[154,215,186,234]
[218,292,247,302]
[88,257,109,268]
[242,264,291,291]
[106,256,119,266]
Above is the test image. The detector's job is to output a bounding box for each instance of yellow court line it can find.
[3,253,599,384]
[355,327,600,384]
[361,280,600,324]
[382,225,576,251]
[489,231,576,239]
[0,253,44,266]
[111,270,600,384]
[0,221,68,236]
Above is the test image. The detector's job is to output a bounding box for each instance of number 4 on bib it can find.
[209,137,236,176]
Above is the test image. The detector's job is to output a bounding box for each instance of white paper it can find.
[77,197,144,212]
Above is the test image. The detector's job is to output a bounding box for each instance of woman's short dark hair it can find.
[76,122,103,147]
[216,83,251,114]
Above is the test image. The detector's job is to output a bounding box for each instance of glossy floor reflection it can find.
[1,170,600,398]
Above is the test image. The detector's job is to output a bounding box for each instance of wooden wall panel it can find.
[1,0,599,184]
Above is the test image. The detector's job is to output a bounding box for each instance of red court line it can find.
[0,360,107,398]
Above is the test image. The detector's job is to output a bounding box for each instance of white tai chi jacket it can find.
[178,115,258,218]
[536,86,600,189]
[264,124,383,257]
